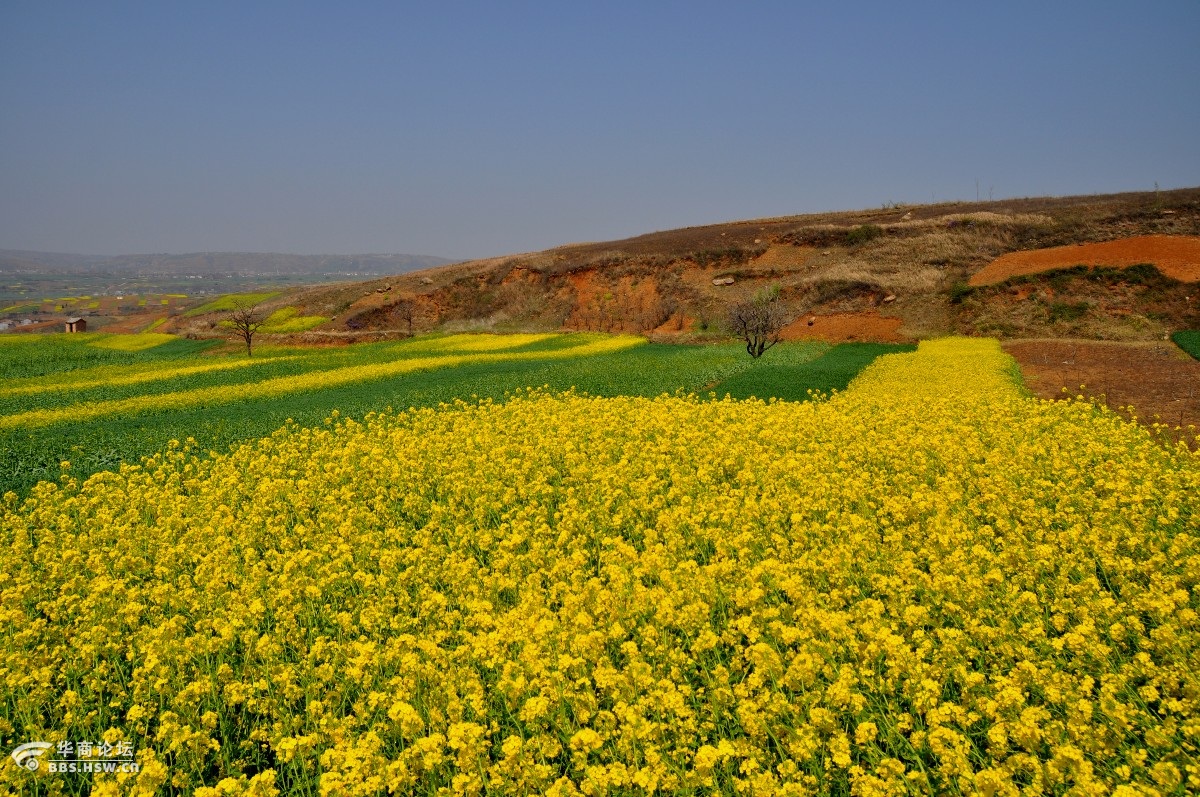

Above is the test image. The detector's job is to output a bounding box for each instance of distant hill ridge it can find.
[269,186,1200,343]
[0,250,456,276]
[9,187,1200,343]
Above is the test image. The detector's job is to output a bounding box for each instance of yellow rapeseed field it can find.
[0,334,641,430]
[0,356,303,399]
[1,338,1197,796]
[87,334,180,353]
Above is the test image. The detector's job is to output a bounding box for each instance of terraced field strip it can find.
[0,334,643,430]
[969,234,1200,286]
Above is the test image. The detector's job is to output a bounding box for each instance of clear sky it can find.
[2,1,1198,260]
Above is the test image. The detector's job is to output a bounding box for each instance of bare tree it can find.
[729,288,789,358]
[393,298,415,336]
[227,300,267,356]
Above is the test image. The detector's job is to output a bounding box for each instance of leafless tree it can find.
[227,300,267,356]
[393,298,415,336]
[729,289,789,358]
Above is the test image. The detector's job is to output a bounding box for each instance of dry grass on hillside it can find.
[168,187,1200,343]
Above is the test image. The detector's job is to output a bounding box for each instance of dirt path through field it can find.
[971,235,1200,286]
[1005,339,1200,445]
[779,311,904,342]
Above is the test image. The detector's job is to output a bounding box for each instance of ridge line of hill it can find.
[252,187,1196,344]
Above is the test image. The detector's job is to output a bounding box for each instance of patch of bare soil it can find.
[1005,339,1200,445]
[971,235,1200,286]
[11,320,62,334]
[746,244,816,272]
[779,312,905,343]
[101,313,167,333]
[651,313,695,335]
[562,270,671,333]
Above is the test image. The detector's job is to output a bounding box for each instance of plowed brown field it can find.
[970,235,1200,286]
[1005,339,1200,446]
[779,312,904,343]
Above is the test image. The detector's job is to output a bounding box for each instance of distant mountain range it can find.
[0,249,456,277]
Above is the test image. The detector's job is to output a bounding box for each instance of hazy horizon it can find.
[3,182,1198,263]
[0,246,456,259]
[3,1,1198,261]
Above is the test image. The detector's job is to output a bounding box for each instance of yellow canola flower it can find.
[0,355,303,398]
[88,332,179,352]
[413,332,559,353]
[258,307,328,333]
[0,333,642,429]
[1,337,1197,795]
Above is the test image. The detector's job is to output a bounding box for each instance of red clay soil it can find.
[747,244,815,271]
[100,313,169,333]
[562,270,667,333]
[971,235,1200,286]
[651,313,696,335]
[1005,339,1200,446]
[779,312,905,343]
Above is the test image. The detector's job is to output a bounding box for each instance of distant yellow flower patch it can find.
[88,332,178,351]
[0,355,301,398]
[260,307,329,333]
[416,332,558,353]
[0,333,643,429]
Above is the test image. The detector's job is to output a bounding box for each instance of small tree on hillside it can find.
[394,298,415,336]
[729,287,789,359]
[227,300,267,356]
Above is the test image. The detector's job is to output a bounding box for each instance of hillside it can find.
[162,187,1200,343]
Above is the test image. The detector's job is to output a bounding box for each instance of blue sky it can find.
[1,1,1197,260]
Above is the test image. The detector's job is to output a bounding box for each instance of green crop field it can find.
[182,291,282,317]
[715,342,917,401]
[1173,330,1200,360]
[0,332,910,495]
[0,332,221,379]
